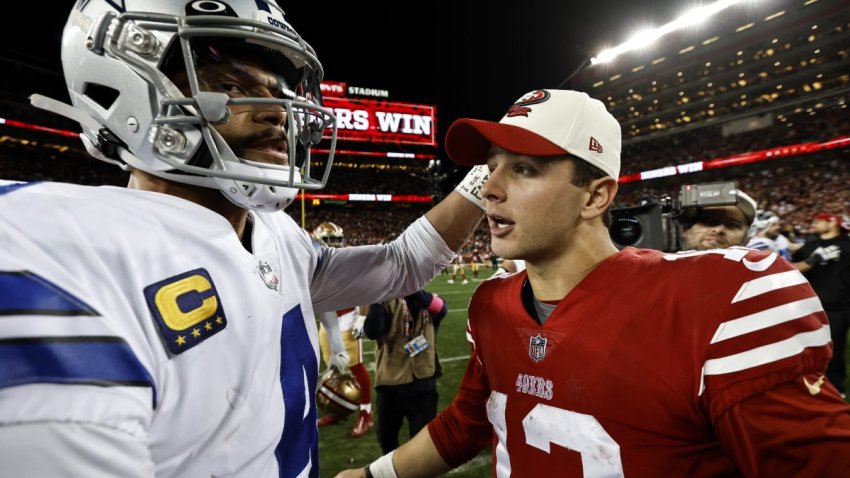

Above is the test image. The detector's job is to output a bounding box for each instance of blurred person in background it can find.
[447,252,468,284]
[313,222,373,437]
[361,290,448,454]
[746,211,786,256]
[469,249,482,279]
[679,190,756,251]
[792,213,850,398]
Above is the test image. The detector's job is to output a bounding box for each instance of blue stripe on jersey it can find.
[0,271,99,316]
[0,180,37,197]
[276,305,319,478]
[0,337,156,407]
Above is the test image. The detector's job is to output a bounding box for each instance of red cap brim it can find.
[813,213,839,222]
[445,119,566,165]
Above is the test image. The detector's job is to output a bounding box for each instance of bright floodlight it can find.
[591,0,746,65]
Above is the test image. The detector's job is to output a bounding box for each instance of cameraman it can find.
[679,190,757,251]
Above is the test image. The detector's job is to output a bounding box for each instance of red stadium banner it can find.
[617,135,850,184]
[322,97,437,147]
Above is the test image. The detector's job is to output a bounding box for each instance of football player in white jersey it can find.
[746,211,795,260]
[312,222,374,437]
[0,1,487,477]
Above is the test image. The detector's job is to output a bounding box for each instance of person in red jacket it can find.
[338,89,850,478]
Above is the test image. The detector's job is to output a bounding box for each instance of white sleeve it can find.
[311,216,455,313]
[318,311,345,354]
[0,421,155,478]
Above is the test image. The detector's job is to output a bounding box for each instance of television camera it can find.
[608,181,753,252]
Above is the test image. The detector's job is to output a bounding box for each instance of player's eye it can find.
[514,164,535,176]
[218,81,247,97]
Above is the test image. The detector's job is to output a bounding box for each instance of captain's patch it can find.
[144,268,227,355]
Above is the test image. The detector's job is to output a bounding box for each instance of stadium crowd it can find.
[620,104,850,177]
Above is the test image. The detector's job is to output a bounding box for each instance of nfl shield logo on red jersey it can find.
[529,333,548,362]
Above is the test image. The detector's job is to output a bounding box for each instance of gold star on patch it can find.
[216,316,223,325]
[176,335,186,346]
[192,328,201,338]
[205,322,213,331]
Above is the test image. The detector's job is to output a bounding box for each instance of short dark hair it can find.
[566,157,613,228]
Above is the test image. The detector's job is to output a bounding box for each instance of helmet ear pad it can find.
[316,370,361,419]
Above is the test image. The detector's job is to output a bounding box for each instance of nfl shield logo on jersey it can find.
[529,333,548,362]
[258,261,279,290]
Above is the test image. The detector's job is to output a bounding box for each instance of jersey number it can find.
[488,391,624,477]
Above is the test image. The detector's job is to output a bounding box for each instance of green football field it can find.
[317,273,492,478]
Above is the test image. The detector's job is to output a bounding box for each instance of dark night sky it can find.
[0,0,686,166]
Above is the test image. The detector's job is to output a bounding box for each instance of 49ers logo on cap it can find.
[506,90,551,117]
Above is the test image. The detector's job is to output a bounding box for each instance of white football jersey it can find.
[0,181,453,477]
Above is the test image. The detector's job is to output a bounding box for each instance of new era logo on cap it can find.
[589,137,603,153]
[444,89,621,178]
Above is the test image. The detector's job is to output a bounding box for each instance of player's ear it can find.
[580,176,618,221]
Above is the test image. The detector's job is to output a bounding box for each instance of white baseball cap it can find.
[445,89,622,178]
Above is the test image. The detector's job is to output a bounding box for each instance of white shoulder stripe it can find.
[704,324,830,376]
[0,314,113,339]
[731,269,808,303]
[711,296,823,344]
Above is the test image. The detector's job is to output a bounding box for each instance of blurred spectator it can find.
[362,290,448,454]
[447,252,468,285]
[791,213,850,398]
[679,190,757,251]
[746,211,789,258]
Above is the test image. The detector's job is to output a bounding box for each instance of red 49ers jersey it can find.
[429,247,846,477]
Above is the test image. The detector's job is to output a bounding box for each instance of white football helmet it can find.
[35,0,337,211]
[749,210,781,239]
[312,221,344,248]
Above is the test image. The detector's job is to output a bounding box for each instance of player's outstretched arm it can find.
[424,165,488,252]
[334,426,451,478]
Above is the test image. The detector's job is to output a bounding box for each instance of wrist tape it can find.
[367,451,398,478]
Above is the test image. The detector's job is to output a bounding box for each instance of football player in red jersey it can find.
[337,89,850,478]
[313,222,375,437]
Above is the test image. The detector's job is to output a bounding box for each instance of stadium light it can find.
[590,0,747,65]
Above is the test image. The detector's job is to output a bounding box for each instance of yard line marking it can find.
[361,353,470,373]
[441,354,471,363]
